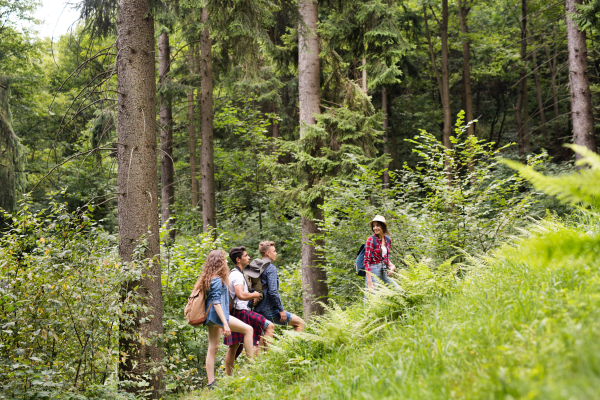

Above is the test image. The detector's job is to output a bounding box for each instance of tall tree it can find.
[115,0,164,397]
[200,8,217,232]
[188,45,199,208]
[515,0,527,157]
[565,0,597,156]
[440,0,452,151]
[530,34,548,146]
[298,0,328,318]
[545,23,561,144]
[458,0,474,136]
[159,30,175,239]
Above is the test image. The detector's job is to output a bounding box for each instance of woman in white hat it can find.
[364,215,400,291]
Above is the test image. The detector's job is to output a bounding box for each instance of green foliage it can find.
[0,193,137,399]
[320,111,545,305]
[190,142,600,400]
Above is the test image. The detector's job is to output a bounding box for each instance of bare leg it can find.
[228,316,254,359]
[288,314,305,332]
[225,344,239,375]
[256,323,275,356]
[206,326,222,384]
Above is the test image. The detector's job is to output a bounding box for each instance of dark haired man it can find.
[224,246,274,375]
[246,241,304,331]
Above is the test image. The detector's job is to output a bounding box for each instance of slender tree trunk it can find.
[423,5,443,101]
[524,77,530,152]
[546,23,561,143]
[159,31,175,240]
[188,46,199,208]
[441,0,452,151]
[362,58,367,93]
[299,0,328,318]
[531,36,548,147]
[200,8,216,232]
[515,0,527,157]
[382,87,390,187]
[565,0,596,156]
[272,103,279,139]
[458,0,474,136]
[116,0,164,397]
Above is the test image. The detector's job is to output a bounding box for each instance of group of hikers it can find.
[187,215,396,388]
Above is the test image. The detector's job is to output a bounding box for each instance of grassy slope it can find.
[183,215,600,400]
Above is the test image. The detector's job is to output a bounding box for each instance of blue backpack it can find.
[355,235,390,276]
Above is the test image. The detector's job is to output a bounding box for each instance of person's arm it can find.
[214,304,230,337]
[234,284,260,300]
[265,267,285,314]
[364,237,375,290]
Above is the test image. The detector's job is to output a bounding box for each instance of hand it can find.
[253,291,261,299]
[279,310,287,322]
[222,325,231,338]
[387,265,396,276]
[368,284,375,291]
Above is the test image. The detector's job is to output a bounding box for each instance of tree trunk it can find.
[531,36,548,147]
[524,76,530,152]
[272,103,279,139]
[565,0,596,156]
[441,0,452,151]
[188,46,199,208]
[201,8,217,232]
[159,31,175,240]
[515,0,527,157]
[362,58,367,93]
[423,5,443,102]
[116,0,164,397]
[546,23,561,143]
[299,0,328,318]
[458,0,474,136]
[382,87,390,187]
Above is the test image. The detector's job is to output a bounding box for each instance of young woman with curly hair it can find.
[194,249,254,388]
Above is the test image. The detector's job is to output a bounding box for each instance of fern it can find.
[502,145,600,209]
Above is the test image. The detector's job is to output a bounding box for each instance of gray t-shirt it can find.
[229,268,249,310]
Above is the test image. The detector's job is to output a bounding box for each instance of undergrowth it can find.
[180,145,600,399]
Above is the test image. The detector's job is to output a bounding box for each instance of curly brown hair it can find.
[194,249,229,293]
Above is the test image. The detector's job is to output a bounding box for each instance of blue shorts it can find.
[263,310,294,326]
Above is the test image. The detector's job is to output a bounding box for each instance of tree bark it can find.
[159,31,175,240]
[188,46,199,209]
[116,0,164,397]
[382,87,390,187]
[531,36,548,147]
[299,0,328,318]
[201,8,217,232]
[441,0,452,151]
[565,0,596,156]
[458,0,474,137]
[515,0,527,157]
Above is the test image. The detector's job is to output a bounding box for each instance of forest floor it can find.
[177,213,600,400]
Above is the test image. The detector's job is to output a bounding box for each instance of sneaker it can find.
[207,380,217,390]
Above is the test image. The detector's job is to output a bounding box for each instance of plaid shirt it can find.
[223,309,267,357]
[364,235,391,272]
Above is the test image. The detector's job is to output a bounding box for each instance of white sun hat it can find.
[369,215,388,229]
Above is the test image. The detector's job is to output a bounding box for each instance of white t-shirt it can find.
[229,268,249,311]
[381,242,388,257]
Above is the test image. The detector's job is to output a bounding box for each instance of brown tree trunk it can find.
[188,46,199,208]
[458,0,474,137]
[515,0,527,157]
[299,0,328,318]
[531,36,548,147]
[441,0,452,151]
[272,103,279,139]
[362,58,367,93]
[159,31,175,240]
[565,0,597,157]
[201,8,217,232]
[423,5,443,101]
[546,23,561,143]
[116,0,164,397]
[382,87,390,187]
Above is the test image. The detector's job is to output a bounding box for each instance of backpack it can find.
[355,235,390,277]
[184,287,212,327]
[244,270,268,310]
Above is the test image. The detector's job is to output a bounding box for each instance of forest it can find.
[1,0,599,398]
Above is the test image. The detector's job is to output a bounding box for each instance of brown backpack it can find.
[184,288,212,326]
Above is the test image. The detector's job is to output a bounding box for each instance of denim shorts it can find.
[264,310,294,326]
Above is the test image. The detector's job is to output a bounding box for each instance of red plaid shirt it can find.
[364,235,391,272]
